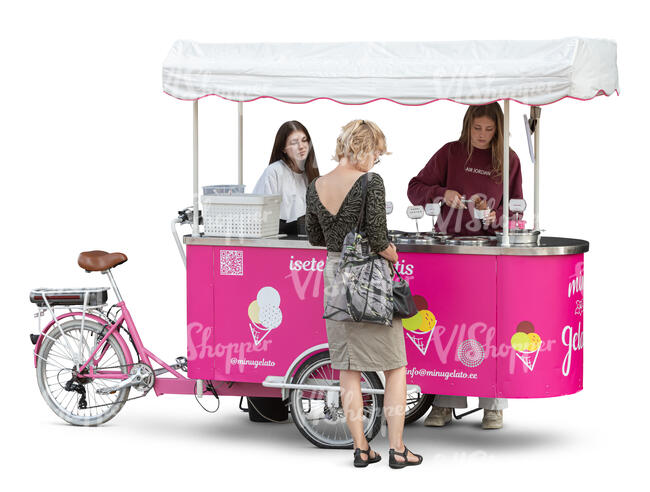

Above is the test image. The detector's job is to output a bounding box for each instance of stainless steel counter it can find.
[184,235,589,256]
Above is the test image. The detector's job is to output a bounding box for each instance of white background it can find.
[1,0,645,489]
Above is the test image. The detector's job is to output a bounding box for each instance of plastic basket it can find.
[201,194,281,237]
[203,184,246,195]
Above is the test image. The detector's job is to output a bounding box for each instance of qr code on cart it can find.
[220,250,243,276]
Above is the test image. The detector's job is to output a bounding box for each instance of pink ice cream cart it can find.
[30,39,618,449]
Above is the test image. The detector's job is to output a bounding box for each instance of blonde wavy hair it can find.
[334,119,389,169]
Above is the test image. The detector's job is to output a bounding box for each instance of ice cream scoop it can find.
[527,333,542,351]
[412,295,428,311]
[419,310,436,332]
[248,300,260,324]
[402,311,424,331]
[257,286,281,307]
[511,332,530,352]
[516,321,535,334]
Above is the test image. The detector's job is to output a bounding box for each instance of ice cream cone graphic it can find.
[515,348,540,371]
[511,322,542,371]
[402,300,436,356]
[405,329,435,356]
[247,287,282,346]
[249,321,274,346]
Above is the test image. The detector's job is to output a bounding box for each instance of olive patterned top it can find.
[306,172,390,253]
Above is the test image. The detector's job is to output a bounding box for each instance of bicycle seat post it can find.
[103,269,123,303]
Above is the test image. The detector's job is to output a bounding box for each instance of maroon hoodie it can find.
[407,141,523,236]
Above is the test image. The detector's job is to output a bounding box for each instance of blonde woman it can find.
[306,120,423,469]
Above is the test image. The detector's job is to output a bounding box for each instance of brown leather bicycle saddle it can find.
[78,250,128,272]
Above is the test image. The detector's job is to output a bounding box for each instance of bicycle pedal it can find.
[176,356,188,371]
[97,387,119,395]
[96,371,140,395]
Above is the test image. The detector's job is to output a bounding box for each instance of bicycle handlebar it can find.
[172,207,202,268]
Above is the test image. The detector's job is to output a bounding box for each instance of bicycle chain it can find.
[69,362,154,410]
[81,392,149,410]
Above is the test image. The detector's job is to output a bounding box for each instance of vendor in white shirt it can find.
[253,121,320,235]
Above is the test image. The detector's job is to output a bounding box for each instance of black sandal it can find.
[389,446,423,469]
[353,447,381,468]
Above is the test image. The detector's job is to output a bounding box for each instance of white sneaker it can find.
[424,406,452,427]
[482,409,503,429]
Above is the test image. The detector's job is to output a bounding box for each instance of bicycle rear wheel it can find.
[36,319,130,426]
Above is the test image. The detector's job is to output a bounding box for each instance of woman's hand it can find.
[470,194,488,211]
[444,189,466,209]
[470,194,496,225]
[484,210,497,225]
[379,242,398,264]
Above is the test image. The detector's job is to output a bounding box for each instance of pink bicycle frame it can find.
[70,301,191,395]
[48,301,278,398]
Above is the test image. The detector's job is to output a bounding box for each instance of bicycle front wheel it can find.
[290,352,383,449]
[36,319,130,426]
[404,392,435,425]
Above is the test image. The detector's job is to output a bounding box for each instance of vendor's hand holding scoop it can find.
[470,194,489,210]
[470,194,497,225]
[443,189,466,209]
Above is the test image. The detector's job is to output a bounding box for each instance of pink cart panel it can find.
[186,244,584,399]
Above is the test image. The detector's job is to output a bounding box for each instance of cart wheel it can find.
[404,392,435,425]
[290,351,383,449]
[36,319,130,426]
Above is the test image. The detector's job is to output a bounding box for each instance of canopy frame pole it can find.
[533,107,541,231]
[502,99,510,246]
[192,100,200,237]
[238,102,243,185]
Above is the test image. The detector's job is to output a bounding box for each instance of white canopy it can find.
[163,38,618,106]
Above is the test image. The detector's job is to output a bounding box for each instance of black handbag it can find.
[392,268,418,318]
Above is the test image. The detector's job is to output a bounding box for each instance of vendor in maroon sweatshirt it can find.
[408,103,523,429]
[407,103,523,237]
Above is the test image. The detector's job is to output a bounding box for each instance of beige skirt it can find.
[323,251,407,372]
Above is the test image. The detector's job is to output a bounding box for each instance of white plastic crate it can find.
[203,184,246,195]
[201,194,281,237]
